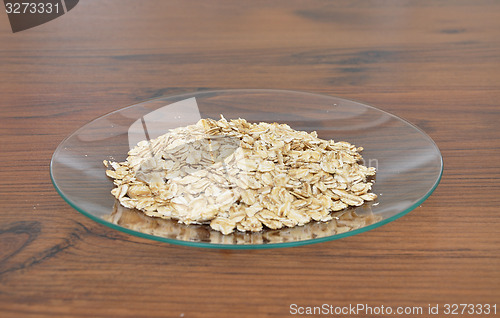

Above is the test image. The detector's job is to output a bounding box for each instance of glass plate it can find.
[50,89,443,249]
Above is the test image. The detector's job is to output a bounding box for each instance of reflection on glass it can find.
[128,97,201,150]
[105,200,381,245]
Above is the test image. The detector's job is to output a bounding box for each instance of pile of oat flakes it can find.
[104,116,377,234]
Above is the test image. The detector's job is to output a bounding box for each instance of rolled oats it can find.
[105,115,377,235]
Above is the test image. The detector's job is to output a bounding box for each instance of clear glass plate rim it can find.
[49,89,444,249]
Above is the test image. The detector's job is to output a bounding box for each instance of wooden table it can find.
[1,1,499,317]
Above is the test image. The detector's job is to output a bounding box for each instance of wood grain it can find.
[0,1,499,317]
